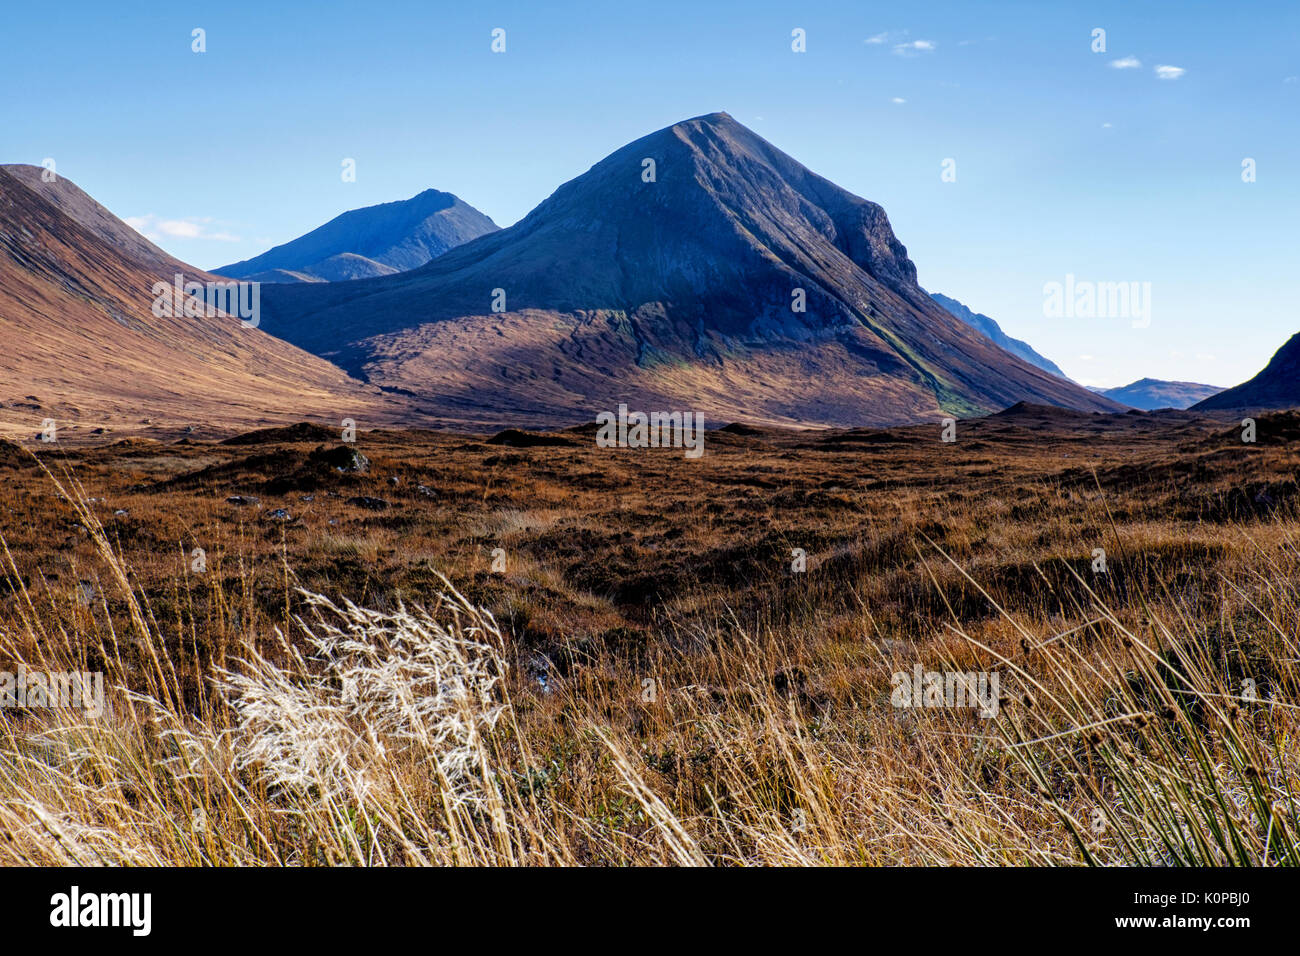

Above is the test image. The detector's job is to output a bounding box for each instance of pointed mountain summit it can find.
[1194,333,1300,411]
[260,112,1121,427]
[217,188,499,283]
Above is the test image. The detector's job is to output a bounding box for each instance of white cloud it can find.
[894,40,935,56]
[1284,75,1298,84]
[891,97,906,104]
[1154,64,1186,80]
[865,32,936,55]
[125,214,240,242]
[1109,56,1141,69]
[1101,122,1113,128]
[157,219,203,238]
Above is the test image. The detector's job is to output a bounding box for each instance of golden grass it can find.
[0,415,1297,865]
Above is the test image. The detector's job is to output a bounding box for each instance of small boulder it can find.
[345,495,390,511]
[309,445,370,474]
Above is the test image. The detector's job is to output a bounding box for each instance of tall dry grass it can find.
[0,467,1297,866]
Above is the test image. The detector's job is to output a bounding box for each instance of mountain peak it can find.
[674,110,737,128]
[259,115,1119,427]
[217,187,498,282]
[1101,377,1225,410]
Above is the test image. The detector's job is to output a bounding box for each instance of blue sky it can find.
[4,0,1297,389]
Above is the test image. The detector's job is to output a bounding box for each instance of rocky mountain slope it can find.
[1194,333,1300,412]
[0,165,405,439]
[2,163,190,273]
[929,292,1069,379]
[259,112,1122,428]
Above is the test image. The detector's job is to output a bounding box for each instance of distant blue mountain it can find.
[929,292,1070,380]
[217,189,499,283]
[1099,378,1225,410]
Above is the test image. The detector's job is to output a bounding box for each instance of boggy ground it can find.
[0,403,1298,865]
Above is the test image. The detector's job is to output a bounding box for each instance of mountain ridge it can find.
[216,188,499,283]
[1194,333,1300,411]
[0,166,408,438]
[928,292,1069,379]
[259,111,1122,428]
[1,163,190,273]
[1098,377,1224,410]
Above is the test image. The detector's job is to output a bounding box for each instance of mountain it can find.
[1194,333,1300,411]
[928,292,1069,379]
[0,165,404,437]
[259,112,1121,428]
[1,163,189,273]
[216,189,500,283]
[1097,378,1224,410]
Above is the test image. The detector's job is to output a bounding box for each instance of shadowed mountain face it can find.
[216,189,499,283]
[928,292,1069,380]
[0,166,404,438]
[1195,333,1300,412]
[260,112,1120,428]
[1098,378,1224,411]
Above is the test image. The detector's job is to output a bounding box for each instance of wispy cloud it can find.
[1154,64,1186,80]
[891,97,907,104]
[894,40,935,56]
[125,214,241,243]
[1284,75,1298,84]
[865,31,935,56]
[1109,56,1142,69]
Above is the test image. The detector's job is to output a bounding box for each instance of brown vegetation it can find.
[0,407,1297,865]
